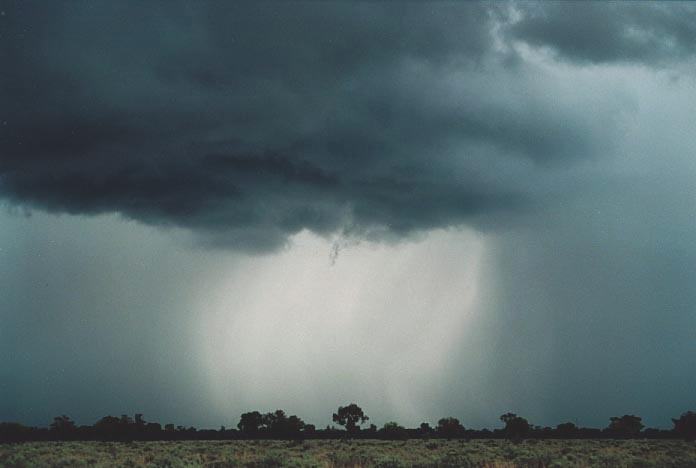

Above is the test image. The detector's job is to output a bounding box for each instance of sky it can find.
[1,1,696,430]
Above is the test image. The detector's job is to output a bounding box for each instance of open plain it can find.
[2,439,696,467]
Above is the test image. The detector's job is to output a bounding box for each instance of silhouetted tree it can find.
[672,411,696,440]
[380,421,408,440]
[286,415,306,437]
[556,422,578,437]
[419,422,433,437]
[238,411,264,436]
[500,413,530,439]
[332,403,368,434]
[261,410,306,438]
[437,417,465,439]
[94,414,148,440]
[49,415,76,437]
[607,415,643,437]
[95,416,121,438]
[262,410,288,435]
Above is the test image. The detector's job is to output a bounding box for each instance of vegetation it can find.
[2,438,696,467]
[436,418,465,439]
[1,404,695,443]
[500,414,531,440]
[332,404,369,435]
[237,411,306,439]
[673,411,696,441]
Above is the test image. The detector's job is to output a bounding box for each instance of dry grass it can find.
[1,439,696,467]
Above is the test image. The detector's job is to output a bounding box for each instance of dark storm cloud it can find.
[3,1,696,431]
[509,2,696,64]
[0,1,634,249]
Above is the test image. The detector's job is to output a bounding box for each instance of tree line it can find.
[2,404,695,442]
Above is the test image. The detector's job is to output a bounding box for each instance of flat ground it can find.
[1,439,696,467]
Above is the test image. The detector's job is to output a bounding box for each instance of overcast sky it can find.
[1,1,695,430]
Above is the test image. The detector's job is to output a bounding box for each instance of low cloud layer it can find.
[4,1,686,250]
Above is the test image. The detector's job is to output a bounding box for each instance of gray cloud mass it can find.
[2,1,696,430]
[508,2,696,65]
[1,1,668,250]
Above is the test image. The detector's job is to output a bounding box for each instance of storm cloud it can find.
[0,1,645,250]
[508,2,696,65]
[2,1,696,430]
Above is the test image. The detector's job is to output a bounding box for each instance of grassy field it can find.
[1,439,696,467]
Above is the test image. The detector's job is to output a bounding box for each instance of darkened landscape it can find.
[4,439,696,467]
[2,408,696,466]
[2,0,696,466]
[3,407,696,442]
